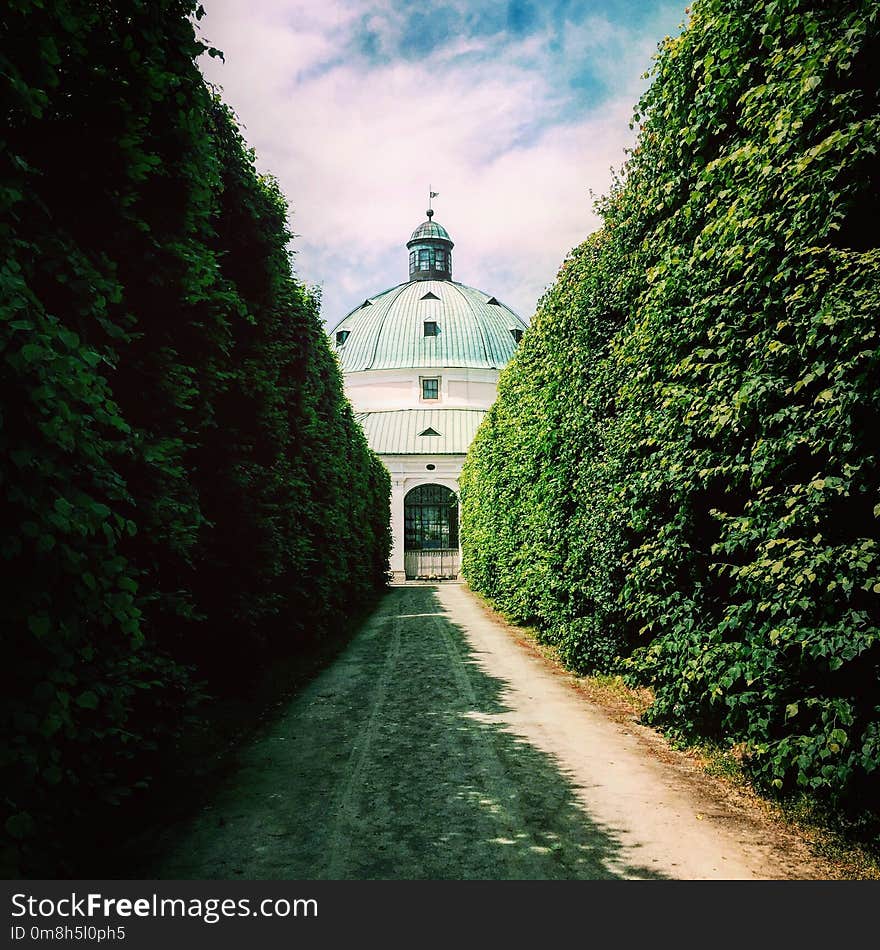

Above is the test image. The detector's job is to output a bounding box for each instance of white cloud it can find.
[197,0,686,324]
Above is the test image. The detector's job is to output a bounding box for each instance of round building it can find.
[330,208,527,581]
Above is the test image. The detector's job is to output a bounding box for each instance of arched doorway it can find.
[404,483,459,580]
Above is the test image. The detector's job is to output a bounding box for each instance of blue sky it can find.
[197,0,689,326]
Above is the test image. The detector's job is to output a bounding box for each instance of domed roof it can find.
[331,279,527,372]
[409,219,452,243]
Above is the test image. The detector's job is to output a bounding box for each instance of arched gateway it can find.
[329,201,527,581]
[404,484,459,580]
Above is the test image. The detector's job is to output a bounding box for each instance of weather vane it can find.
[428,186,439,215]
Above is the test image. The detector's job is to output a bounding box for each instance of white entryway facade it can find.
[329,210,527,581]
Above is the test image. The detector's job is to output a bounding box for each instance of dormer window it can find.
[424,321,439,337]
[510,328,523,343]
[336,330,350,346]
[419,427,442,437]
[422,377,439,400]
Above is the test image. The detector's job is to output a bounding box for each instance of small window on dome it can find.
[336,330,350,346]
[487,296,500,305]
[510,328,523,344]
[419,427,442,437]
[421,291,439,301]
[422,377,439,400]
[424,321,439,337]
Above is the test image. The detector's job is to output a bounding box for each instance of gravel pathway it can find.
[148,584,820,879]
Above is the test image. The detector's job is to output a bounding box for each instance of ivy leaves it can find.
[463,0,879,816]
[2,0,389,874]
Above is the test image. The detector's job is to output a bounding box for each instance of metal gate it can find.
[404,484,460,580]
[404,548,460,580]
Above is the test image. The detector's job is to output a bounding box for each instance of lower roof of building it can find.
[355,408,486,455]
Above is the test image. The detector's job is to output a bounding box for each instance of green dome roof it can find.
[409,219,452,243]
[331,279,527,372]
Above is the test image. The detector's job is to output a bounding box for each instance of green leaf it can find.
[5,812,36,840]
[28,614,50,638]
[20,343,44,362]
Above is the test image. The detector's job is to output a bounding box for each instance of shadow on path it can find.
[144,587,666,879]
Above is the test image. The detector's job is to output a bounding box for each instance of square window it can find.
[424,321,438,337]
[422,378,439,400]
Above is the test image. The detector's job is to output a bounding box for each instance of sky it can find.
[196,0,690,327]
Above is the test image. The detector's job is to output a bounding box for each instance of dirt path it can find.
[147,583,828,879]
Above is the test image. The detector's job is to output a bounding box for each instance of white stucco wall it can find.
[343,361,500,579]
[382,454,465,580]
[344,366,500,413]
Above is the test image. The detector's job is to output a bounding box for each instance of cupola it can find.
[407,209,454,281]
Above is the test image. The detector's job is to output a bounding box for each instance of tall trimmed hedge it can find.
[1,0,390,873]
[462,0,879,812]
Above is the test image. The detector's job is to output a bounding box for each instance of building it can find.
[330,207,527,581]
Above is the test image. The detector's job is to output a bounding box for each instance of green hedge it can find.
[1,0,390,873]
[462,0,879,813]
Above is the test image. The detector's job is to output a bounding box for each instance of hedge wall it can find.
[1,0,390,874]
[461,0,879,813]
